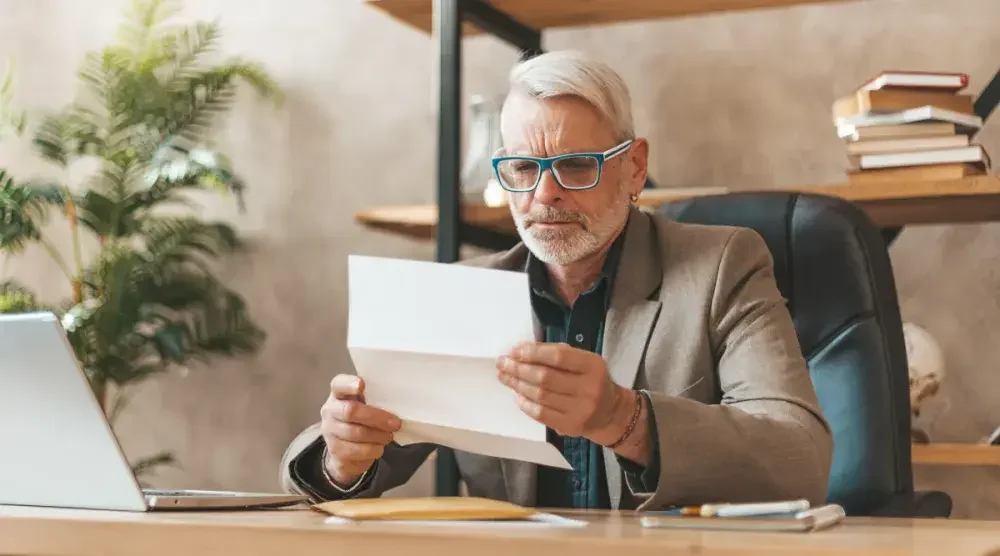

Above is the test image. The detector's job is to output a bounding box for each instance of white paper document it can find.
[347,255,571,470]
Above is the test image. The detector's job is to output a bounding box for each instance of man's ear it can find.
[627,137,650,193]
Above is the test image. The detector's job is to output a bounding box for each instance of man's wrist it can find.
[321,447,371,493]
[589,385,639,446]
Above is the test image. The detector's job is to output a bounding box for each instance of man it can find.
[280,50,832,511]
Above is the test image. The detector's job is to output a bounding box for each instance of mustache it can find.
[520,205,588,226]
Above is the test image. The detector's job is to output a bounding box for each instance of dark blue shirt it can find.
[529,225,659,509]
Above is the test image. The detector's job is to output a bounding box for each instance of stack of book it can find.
[832,70,990,185]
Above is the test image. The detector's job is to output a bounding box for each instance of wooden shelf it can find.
[354,176,1000,242]
[364,0,864,36]
[912,443,1000,466]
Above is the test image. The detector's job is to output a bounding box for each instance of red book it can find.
[860,70,969,93]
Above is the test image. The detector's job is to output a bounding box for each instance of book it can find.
[847,162,985,185]
[832,89,975,121]
[845,134,969,155]
[848,122,956,141]
[859,70,969,92]
[836,105,983,138]
[848,144,989,171]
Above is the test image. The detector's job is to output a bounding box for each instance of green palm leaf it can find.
[0,280,45,313]
[0,171,65,252]
[140,216,240,262]
[160,21,221,85]
[0,59,26,139]
[116,0,183,67]
[131,450,177,486]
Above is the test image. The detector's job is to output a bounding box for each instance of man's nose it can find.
[532,168,562,205]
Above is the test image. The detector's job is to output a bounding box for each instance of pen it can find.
[680,499,811,517]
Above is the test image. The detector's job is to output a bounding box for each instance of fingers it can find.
[513,394,575,435]
[322,427,388,464]
[323,398,401,432]
[323,419,394,446]
[321,374,398,485]
[506,341,590,373]
[496,356,577,395]
[496,366,576,412]
[335,441,385,464]
[331,374,366,402]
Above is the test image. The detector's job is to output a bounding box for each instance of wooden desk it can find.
[2,505,1000,556]
[912,443,1000,466]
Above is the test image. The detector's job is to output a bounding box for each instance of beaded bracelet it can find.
[607,390,643,449]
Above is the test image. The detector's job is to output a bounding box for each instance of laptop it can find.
[0,312,307,511]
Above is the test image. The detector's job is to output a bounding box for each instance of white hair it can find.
[507,50,635,141]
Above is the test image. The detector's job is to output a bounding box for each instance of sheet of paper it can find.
[324,513,588,528]
[347,255,571,470]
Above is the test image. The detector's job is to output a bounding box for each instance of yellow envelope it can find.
[312,496,535,521]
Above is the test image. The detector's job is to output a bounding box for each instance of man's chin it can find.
[523,233,596,265]
[525,224,582,243]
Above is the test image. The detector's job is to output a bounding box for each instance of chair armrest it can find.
[870,491,952,518]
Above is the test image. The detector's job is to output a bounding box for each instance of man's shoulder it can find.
[650,210,769,263]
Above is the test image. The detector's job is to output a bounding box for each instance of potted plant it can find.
[0,0,281,482]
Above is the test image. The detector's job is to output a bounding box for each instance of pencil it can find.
[679,499,811,518]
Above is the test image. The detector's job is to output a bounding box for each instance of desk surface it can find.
[3,505,1000,556]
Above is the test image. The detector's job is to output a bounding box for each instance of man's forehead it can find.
[500,94,615,155]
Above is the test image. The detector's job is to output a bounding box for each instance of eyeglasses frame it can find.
[490,138,634,193]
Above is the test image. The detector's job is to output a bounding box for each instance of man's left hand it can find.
[496,341,628,444]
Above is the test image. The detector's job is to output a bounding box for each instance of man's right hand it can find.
[320,374,401,487]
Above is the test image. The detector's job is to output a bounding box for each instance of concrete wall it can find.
[1,0,997,518]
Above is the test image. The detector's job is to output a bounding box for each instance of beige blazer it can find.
[279,206,833,510]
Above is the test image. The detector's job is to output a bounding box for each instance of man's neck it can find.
[546,233,620,307]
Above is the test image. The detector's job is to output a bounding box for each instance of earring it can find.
[630,193,639,203]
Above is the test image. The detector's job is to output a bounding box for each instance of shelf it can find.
[364,0,864,36]
[354,176,1000,244]
[911,443,1000,466]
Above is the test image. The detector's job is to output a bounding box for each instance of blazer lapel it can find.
[602,206,665,390]
[600,207,664,509]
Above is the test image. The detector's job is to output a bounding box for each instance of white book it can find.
[845,134,969,155]
[836,105,983,138]
[860,72,968,92]
[852,145,987,170]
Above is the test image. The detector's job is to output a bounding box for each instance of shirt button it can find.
[572,478,582,489]
[574,333,585,343]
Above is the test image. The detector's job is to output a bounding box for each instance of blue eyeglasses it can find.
[491,139,633,192]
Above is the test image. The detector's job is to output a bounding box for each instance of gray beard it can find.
[513,190,631,265]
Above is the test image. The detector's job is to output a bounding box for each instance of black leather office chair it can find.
[659,191,952,518]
